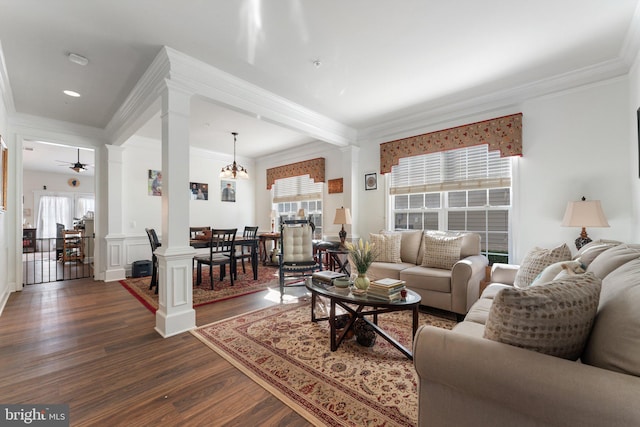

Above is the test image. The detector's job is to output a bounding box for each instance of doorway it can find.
[22,141,95,285]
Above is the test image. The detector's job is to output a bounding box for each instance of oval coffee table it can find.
[305,279,422,360]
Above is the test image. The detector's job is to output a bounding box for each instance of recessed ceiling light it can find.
[68,53,89,66]
[63,90,81,97]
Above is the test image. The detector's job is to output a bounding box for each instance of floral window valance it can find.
[266,157,325,190]
[380,113,522,174]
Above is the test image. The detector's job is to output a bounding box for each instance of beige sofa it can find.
[413,241,640,427]
[367,230,488,318]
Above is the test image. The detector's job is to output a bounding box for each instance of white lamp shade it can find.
[561,200,609,228]
[333,207,352,225]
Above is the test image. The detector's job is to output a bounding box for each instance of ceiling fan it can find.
[58,148,92,173]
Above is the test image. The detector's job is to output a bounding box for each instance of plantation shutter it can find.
[390,145,511,195]
[273,175,323,203]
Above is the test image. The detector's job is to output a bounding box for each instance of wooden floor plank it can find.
[0,278,311,426]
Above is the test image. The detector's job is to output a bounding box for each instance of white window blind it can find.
[273,175,323,203]
[390,145,511,194]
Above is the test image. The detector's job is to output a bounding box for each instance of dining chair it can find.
[145,228,161,294]
[278,219,322,296]
[190,226,211,240]
[194,228,237,290]
[234,226,259,279]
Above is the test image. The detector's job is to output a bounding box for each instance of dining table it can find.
[190,235,259,280]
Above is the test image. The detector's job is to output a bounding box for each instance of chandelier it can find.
[219,132,249,180]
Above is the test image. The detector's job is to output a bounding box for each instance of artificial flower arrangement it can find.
[344,239,378,290]
[344,239,378,274]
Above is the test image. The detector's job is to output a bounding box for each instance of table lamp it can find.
[333,207,352,246]
[561,196,609,249]
[297,208,306,219]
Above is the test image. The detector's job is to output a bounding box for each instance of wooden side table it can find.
[259,233,280,265]
[327,248,350,275]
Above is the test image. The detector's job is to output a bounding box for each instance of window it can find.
[272,175,323,238]
[390,145,512,264]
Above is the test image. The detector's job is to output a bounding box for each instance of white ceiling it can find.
[3,1,640,172]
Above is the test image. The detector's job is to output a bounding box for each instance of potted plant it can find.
[344,239,378,291]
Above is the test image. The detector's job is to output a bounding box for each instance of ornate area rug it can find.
[119,265,279,313]
[191,300,456,426]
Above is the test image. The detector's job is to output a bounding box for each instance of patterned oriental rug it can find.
[119,266,280,313]
[191,300,456,426]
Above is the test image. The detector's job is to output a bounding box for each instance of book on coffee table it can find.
[370,278,406,291]
[312,270,347,283]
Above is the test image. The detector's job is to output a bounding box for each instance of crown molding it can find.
[619,0,640,69]
[164,47,356,147]
[9,113,107,146]
[105,47,171,145]
[0,41,15,116]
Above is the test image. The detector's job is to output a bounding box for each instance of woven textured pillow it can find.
[484,272,601,360]
[513,244,571,289]
[421,232,463,269]
[369,233,402,263]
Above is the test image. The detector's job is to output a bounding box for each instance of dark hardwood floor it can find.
[0,278,312,426]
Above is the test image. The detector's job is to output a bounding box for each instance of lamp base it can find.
[574,236,592,250]
[339,226,347,247]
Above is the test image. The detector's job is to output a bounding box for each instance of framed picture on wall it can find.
[365,172,377,191]
[0,136,7,211]
[148,169,162,196]
[190,182,209,200]
[221,180,236,202]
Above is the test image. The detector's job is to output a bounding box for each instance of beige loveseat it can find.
[413,241,640,426]
[367,230,488,318]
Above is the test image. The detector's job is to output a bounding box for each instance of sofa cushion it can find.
[451,321,485,338]
[573,239,621,267]
[459,233,481,258]
[484,272,601,360]
[480,283,512,300]
[464,298,494,325]
[586,244,640,280]
[513,244,571,289]
[400,266,452,293]
[582,259,640,376]
[421,232,463,269]
[367,261,416,282]
[383,230,423,264]
[369,232,402,263]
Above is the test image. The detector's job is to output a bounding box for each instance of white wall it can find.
[0,81,8,311]
[513,78,632,261]
[629,51,640,242]
[22,170,95,227]
[121,135,256,267]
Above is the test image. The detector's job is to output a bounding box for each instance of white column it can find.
[341,145,360,240]
[154,82,196,338]
[104,144,126,281]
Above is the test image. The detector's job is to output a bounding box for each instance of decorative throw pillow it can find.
[369,233,402,263]
[513,244,571,289]
[530,260,585,286]
[421,231,463,270]
[483,272,601,360]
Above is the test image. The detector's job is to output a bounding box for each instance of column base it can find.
[155,308,196,338]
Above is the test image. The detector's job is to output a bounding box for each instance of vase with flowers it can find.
[344,239,378,291]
